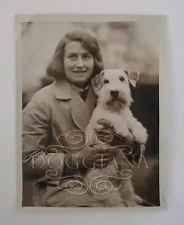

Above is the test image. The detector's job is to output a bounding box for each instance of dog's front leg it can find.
[132,122,148,144]
[112,119,134,142]
[127,115,148,145]
[118,178,143,207]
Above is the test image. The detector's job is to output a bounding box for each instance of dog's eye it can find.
[119,76,125,82]
[104,79,109,84]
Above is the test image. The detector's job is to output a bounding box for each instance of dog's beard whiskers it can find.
[106,99,123,112]
[99,91,133,110]
[119,93,133,108]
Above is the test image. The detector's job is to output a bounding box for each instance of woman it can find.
[22,29,115,207]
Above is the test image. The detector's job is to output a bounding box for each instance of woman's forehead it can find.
[64,41,91,54]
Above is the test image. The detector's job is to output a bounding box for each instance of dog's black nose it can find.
[111,90,119,98]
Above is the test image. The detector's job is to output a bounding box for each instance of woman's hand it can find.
[95,119,123,145]
[95,119,134,146]
[72,144,114,169]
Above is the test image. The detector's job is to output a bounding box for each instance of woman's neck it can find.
[71,83,89,95]
[73,81,90,89]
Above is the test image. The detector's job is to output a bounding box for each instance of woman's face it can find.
[63,41,95,88]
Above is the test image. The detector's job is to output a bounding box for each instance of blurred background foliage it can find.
[21,21,159,101]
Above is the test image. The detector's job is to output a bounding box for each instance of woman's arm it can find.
[22,91,65,184]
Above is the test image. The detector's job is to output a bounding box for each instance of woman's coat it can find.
[22,79,98,206]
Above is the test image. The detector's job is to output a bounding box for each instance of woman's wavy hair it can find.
[46,29,104,80]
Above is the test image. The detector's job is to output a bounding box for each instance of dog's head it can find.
[92,68,139,109]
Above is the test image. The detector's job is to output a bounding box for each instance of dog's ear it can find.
[123,69,140,87]
[91,70,105,95]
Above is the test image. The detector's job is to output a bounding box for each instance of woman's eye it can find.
[83,54,91,60]
[69,55,77,60]
[104,79,109,84]
[119,76,125,81]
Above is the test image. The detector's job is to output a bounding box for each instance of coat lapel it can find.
[53,80,97,132]
[85,84,97,116]
[70,86,96,132]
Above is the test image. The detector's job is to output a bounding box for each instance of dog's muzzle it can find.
[111,90,119,98]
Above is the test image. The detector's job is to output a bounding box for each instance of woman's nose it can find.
[75,57,84,68]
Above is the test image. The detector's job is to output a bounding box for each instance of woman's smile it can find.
[73,70,87,74]
[64,41,94,88]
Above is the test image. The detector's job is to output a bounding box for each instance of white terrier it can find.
[84,68,148,207]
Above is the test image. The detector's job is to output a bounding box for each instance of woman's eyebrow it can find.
[66,52,77,55]
[66,51,91,55]
[82,52,92,56]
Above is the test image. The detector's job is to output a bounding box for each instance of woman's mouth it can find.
[73,71,86,74]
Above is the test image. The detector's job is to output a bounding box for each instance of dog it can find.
[84,68,148,207]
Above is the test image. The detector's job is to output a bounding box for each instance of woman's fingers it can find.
[95,152,112,159]
[95,157,112,168]
[95,147,116,153]
[95,163,110,168]
[95,157,113,164]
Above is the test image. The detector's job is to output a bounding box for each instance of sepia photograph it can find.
[17,14,165,208]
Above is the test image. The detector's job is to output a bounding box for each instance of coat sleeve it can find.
[22,91,65,184]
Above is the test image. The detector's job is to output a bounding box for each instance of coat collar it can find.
[52,79,97,132]
[52,79,72,100]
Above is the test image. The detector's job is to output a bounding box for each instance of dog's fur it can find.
[84,69,148,207]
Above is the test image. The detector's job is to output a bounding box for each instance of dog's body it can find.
[84,69,148,207]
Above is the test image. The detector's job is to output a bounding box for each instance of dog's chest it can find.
[95,106,129,120]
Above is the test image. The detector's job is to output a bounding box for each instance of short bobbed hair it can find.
[46,29,104,80]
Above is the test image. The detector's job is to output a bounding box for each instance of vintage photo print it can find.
[16,14,166,208]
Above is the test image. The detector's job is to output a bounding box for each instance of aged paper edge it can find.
[15,14,168,212]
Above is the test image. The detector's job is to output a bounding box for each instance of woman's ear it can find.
[123,68,140,87]
[91,70,104,95]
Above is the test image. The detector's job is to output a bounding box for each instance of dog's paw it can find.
[133,194,144,205]
[113,124,129,138]
[117,131,134,143]
[123,195,143,207]
[123,200,140,207]
[132,127,148,144]
[126,132,134,143]
[115,202,127,207]
[94,122,105,132]
[97,119,113,128]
